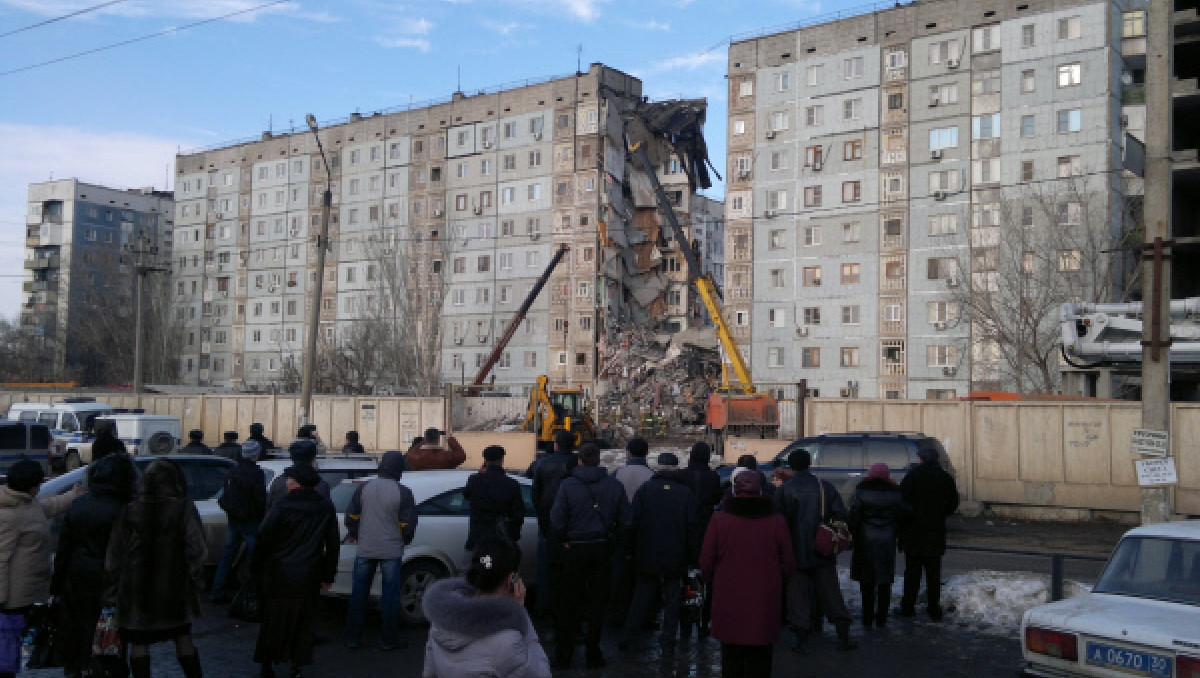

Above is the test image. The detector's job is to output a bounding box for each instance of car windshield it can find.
[1093,536,1200,606]
[331,482,360,514]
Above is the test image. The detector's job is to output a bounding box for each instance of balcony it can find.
[1122,84,1146,105]
[24,255,58,269]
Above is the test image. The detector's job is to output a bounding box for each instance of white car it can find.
[1020,521,1200,678]
[327,470,539,625]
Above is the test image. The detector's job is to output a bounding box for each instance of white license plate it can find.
[1085,642,1172,678]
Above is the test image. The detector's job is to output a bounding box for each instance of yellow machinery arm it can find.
[693,276,756,395]
[523,375,552,434]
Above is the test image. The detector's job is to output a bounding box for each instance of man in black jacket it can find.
[214,431,242,460]
[211,439,268,603]
[462,445,524,553]
[898,447,959,621]
[179,429,212,455]
[248,423,275,457]
[677,441,723,635]
[548,443,630,669]
[529,430,578,621]
[619,452,697,654]
[776,449,857,653]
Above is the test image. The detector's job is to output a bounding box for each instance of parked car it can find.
[37,455,236,566]
[1019,520,1200,678]
[718,431,953,498]
[0,421,53,479]
[98,413,181,457]
[258,454,381,489]
[326,469,538,625]
[9,398,115,472]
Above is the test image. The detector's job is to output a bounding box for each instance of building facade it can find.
[728,0,1147,398]
[22,179,174,380]
[173,64,712,393]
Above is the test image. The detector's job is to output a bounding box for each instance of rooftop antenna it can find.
[268,113,273,134]
[457,66,461,93]
[577,44,583,74]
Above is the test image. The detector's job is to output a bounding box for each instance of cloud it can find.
[652,50,724,72]
[0,123,186,320]
[625,18,669,30]
[481,18,529,35]
[0,0,338,23]
[373,14,433,50]
[375,36,431,51]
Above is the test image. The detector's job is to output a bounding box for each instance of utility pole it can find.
[301,113,333,426]
[1141,0,1173,524]
[128,236,167,395]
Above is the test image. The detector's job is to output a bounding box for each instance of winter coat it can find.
[52,454,136,599]
[105,459,208,631]
[342,442,366,455]
[628,471,699,576]
[345,452,416,560]
[213,442,243,460]
[267,469,330,508]
[90,433,128,462]
[847,478,911,585]
[407,437,467,471]
[463,466,525,550]
[612,459,653,503]
[252,488,340,598]
[548,466,630,544]
[899,461,960,557]
[678,462,723,542]
[699,495,794,646]
[775,471,847,570]
[0,485,78,610]
[422,577,550,678]
[218,457,267,525]
[179,441,213,456]
[530,451,578,531]
[248,431,276,456]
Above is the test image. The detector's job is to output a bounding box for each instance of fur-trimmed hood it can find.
[423,577,530,642]
[421,576,551,678]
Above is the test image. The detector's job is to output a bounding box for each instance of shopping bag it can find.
[92,607,120,656]
[24,599,61,669]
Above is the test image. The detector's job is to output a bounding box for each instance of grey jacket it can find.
[345,476,417,560]
[422,577,550,678]
[613,459,654,502]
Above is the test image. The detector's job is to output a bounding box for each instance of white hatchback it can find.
[1020,521,1200,678]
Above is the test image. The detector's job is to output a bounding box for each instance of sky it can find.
[0,0,839,321]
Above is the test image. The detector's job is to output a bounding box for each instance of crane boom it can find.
[472,243,570,386]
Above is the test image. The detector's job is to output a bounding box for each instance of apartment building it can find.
[22,179,174,378]
[727,0,1147,398]
[173,64,709,392]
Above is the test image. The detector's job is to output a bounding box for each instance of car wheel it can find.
[399,560,447,626]
[65,451,82,471]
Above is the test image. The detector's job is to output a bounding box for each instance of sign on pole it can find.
[1135,458,1179,486]
[1131,428,1169,457]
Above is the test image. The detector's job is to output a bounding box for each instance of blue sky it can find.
[0,0,833,320]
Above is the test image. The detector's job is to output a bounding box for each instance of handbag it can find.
[228,578,261,623]
[88,607,127,678]
[24,599,61,669]
[813,481,853,557]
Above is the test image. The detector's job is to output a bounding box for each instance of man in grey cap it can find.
[211,439,268,603]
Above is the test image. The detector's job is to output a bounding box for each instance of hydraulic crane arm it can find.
[628,141,756,395]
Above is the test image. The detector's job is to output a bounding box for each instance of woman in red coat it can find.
[699,469,795,678]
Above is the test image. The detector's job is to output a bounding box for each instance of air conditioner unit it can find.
[453,337,463,345]
[289,227,300,237]
[929,95,940,107]
[1119,114,1130,128]
[737,170,750,179]
[220,290,229,298]
[529,232,541,241]
[839,387,852,397]
[214,213,224,220]
[477,336,489,343]
[934,191,948,201]
[931,149,944,160]
[764,210,778,219]
[267,284,278,293]
[932,321,947,330]
[796,326,809,337]
[942,366,958,377]
[433,209,443,217]
[945,275,960,288]
[473,207,483,215]
[812,161,823,172]
[765,130,777,140]
[812,278,822,286]
[482,140,493,149]
[533,131,543,140]
[947,58,960,69]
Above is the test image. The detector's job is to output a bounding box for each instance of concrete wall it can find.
[804,398,1200,517]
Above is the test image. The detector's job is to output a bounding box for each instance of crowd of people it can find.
[0,422,958,678]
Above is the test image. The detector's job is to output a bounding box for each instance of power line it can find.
[0,0,132,39]
[0,0,291,77]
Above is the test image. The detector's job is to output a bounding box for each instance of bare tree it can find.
[958,176,1139,393]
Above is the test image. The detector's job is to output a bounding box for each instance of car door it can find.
[413,489,473,573]
[330,481,380,597]
[812,439,864,500]
[864,440,913,483]
[517,484,539,582]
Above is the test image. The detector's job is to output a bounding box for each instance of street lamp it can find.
[299,113,333,426]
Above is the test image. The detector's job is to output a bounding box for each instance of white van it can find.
[99,414,181,457]
[8,398,115,471]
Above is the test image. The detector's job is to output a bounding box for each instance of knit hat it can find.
[250,423,264,437]
[733,468,763,497]
[656,452,679,469]
[241,439,262,460]
[482,445,506,462]
[867,462,891,481]
[289,439,318,465]
[918,447,940,463]
[284,464,321,489]
[188,429,204,442]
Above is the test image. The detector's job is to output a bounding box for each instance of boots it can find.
[875,585,892,627]
[861,585,876,628]
[835,622,859,651]
[177,653,202,678]
[790,629,811,655]
[130,657,152,678]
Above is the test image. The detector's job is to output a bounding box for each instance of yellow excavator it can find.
[522,375,603,451]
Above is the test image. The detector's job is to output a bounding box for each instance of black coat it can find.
[899,461,959,557]
[89,434,127,462]
[530,451,578,531]
[463,465,525,550]
[249,433,276,455]
[847,479,911,585]
[548,465,630,544]
[251,488,340,598]
[213,442,242,460]
[629,472,699,576]
[775,472,846,570]
[179,442,213,456]
[218,458,267,525]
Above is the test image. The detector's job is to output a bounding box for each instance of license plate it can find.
[1085,642,1172,678]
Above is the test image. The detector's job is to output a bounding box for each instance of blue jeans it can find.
[346,557,403,647]
[211,521,258,597]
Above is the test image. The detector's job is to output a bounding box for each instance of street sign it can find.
[1131,428,1169,457]
[1135,457,1178,486]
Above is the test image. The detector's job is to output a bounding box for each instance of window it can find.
[929,214,957,235]
[480,159,492,175]
[770,151,788,170]
[499,252,513,270]
[803,267,822,287]
[774,72,790,91]
[501,187,515,204]
[1058,16,1082,40]
[527,184,541,200]
[502,122,516,138]
[768,347,787,368]
[973,25,999,52]
[929,301,958,323]
[883,304,903,322]
[1021,160,1035,182]
[1021,206,1035,227]
[972,69,1000,95]
[972,114,1000,139]
[1123,10,1146,37]
[528,150,542,167]
[1057,155,1081,178]
[844,56,864,79]
[805,146,824,166]
[803,186,821,207]
[1021,23,1035,47]
[888,92,904,110]
[477,255,491,273]
[738,79,753,96]
[803,226,821,246]
[1057,63,1081,88]
[769,269,786,288]
[843,222,861,243]
[805,106,823,127]
[929,170,961,192]
[886,50,906,69]
[802,307,821,325]
[841,263,860,284]
[929,83,958,105]
[842,305,860,325]
[806,65,822,86]
[733,119,746,135]
[843,98,862,120]
[929,126,958,149]
[840,347,860,368]
[771,111,789,131]
[928,39,961,64]
[973,158,1000,184]
[455,194,468,211]
[841,181,862,203]
[1021,69,1036,93]
[769,229,785,249]
[767,190,787,210]
[844,140,863,160]
[456,162,468,179]
[927,257,958,279]
[1021,115,1035,137]
[503,155,516,171]
[801,347,820,368]
[453,257,466,274]
[768,308,785,328]
[927,345,958,367]
[1057,109,1082,133]
[1059,201,1083,225]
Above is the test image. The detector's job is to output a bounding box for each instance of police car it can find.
[8,398,115,472]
